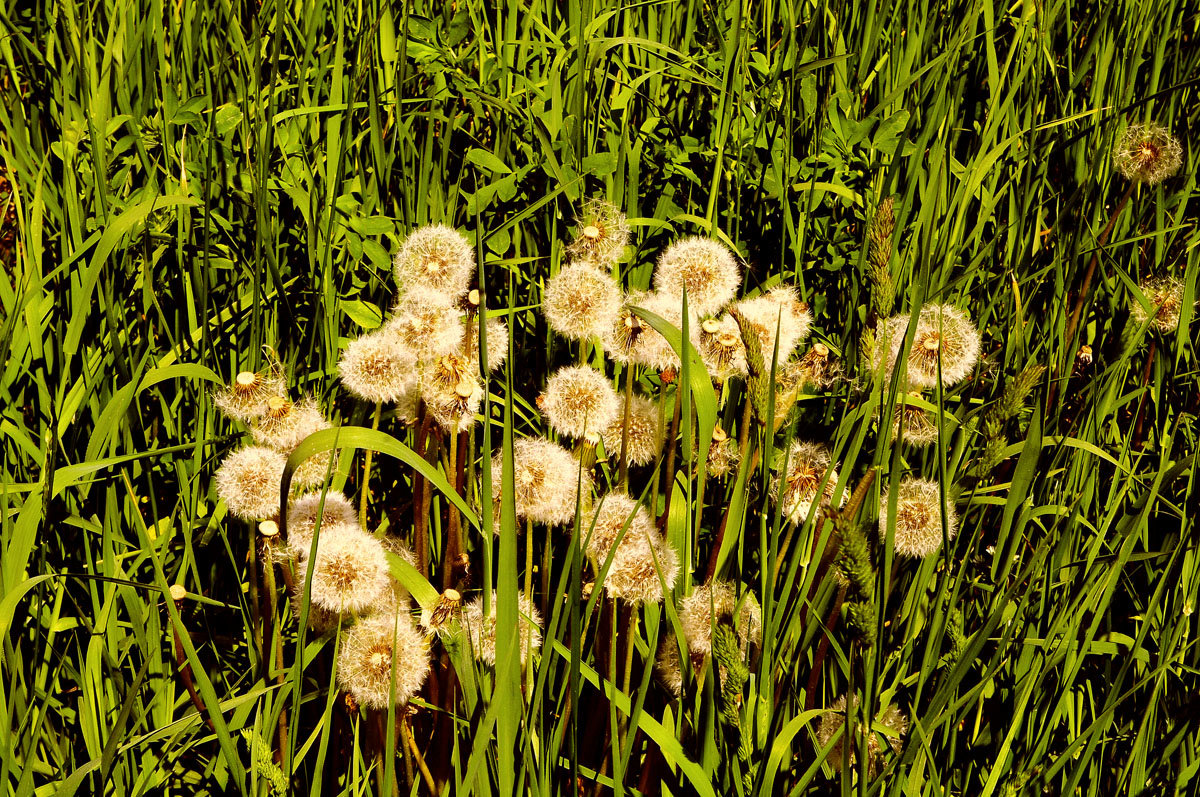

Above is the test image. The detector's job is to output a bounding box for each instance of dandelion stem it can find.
[444,430,462,589]
[618,363,635,488]
[401,717,438,795]
[360,400,383,527]
[657,394,682,529]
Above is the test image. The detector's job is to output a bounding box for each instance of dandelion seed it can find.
[420,354,483,432]
[386,289,465,361]
[567,198,630,267]
[491,437,592,527]
[215,446,287,520]
[393,224,475,299]
[875,305,981,389]
[653,236,741,316]
[794,342,843,389]
[731,286,813,366]
[603,531,679,605]
[678,580,762,660]
[600,394,664,467]
[460,590,543,666]
[286,490,357,554]
[338,329,418,404]
[1112,123,1183,185]
[1130,276,1186,333]
[296,524,393,616]
[252,396,337,488]
[770,441,841,524]
[213,368,287,422]
[883,392,939,447]
[543,263,622,341]
[879,478,957,558]
[337,611,431,710]
[607,292,698,372]
[816,694,908,776]
[584,492,657,562]
[539,365,620,440]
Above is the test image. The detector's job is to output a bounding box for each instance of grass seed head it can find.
[653,236,742,316]
[730,286,813,366]
[678,580,763,659]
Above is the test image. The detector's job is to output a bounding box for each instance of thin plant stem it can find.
[360,399,383,527]
[618,363,635,488]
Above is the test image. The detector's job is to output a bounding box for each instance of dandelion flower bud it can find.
[880,478,957,558]
[213,368,287,422]
[286,490,357,553]
[296,524,393,616]
[492,437,592,527]
[420,354,483,432]
[339,329,418,404]
[466,316,510,373]
[876,304,981,390]
[731,286,812,366]
[653,237,741,316]
[460,590,543,666]
[816,694,908,776]
[1112,123,1183,185]
[387,289,465,361]
[539,365,620,440]
[544,263,622,341]
[603,531,679,605]
[393,224,475,299]
[1130,276,1186,333]
[600,395,663,467]
[770,441,841,524]
[567,198,630,268]
[678,580,762,659]
[656,636,685,696]
[585,492,657,562]
[215,446,286,520]
[337,612,431,710]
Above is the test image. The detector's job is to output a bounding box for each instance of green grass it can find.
[2,0,1199,795]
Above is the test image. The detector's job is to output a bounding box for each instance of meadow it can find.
[1,0,1198,795]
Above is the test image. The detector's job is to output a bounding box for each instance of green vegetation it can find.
[1,0,1198,795]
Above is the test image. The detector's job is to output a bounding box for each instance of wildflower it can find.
[816,694,908,776]
[567,198,630,268]
[678,580,762,660]
[585,492,657,562]
[879,478,957,558]
[538,365,620,441]
[770,441,841,524]
[338,329,418,404]
[393,224,475,299]
[613,292,699,371]
[876,304,981,390]
[543,263,622,341]
[420,589,463,637]
[213,368,287,422]
[653,237,741,316]
[731,286,812,366]
[706,427,741,478]
[491,438,591,528]
[386,289,465,361]
[1112,123,1183,185]
[296,524,393,616]
[603,531,679,605]
[794,342,842,389]
[1130,276,1186,333]
[600,394,664,467]
[253,396,327,451]
[215,446,286,520]
[337,611,431,709]
[419,354,483,432]
[286,490,357,553]
[460,590,543,666]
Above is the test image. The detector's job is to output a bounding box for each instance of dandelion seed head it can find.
[393,224,475,299]
[732,286,813,365]
[215,446,287,520]
[603,531,679,605]
[585,492,657,562]
[706,429,741,478]
[460,591,543,666]
[339,329,419,404]
[678,580,763,659]
[794,342,843,390]
[253,396,328,452]
[697,314,748,381]
[884,392,939,447]
[420,354,482,432]
[876,305,981,389]
[213,369,288,422]
[656,635,684,696]
[618,292,698,372]
[544,263,622,341]
[1130,276,1187,333]
[770,441,841,524]
[600,394,664,467]
[491,438,591,527]
[286,490,357,554]
[880,478,956,558]
[1113,123,1183,185]
[337,611,431,710]
[653,237,741,316]
[567,199,630,268]
[297,524,393,616]
[816,694,908,776]
[539,365,620,440]
[387,289,465,361]
[466,316,510,373]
